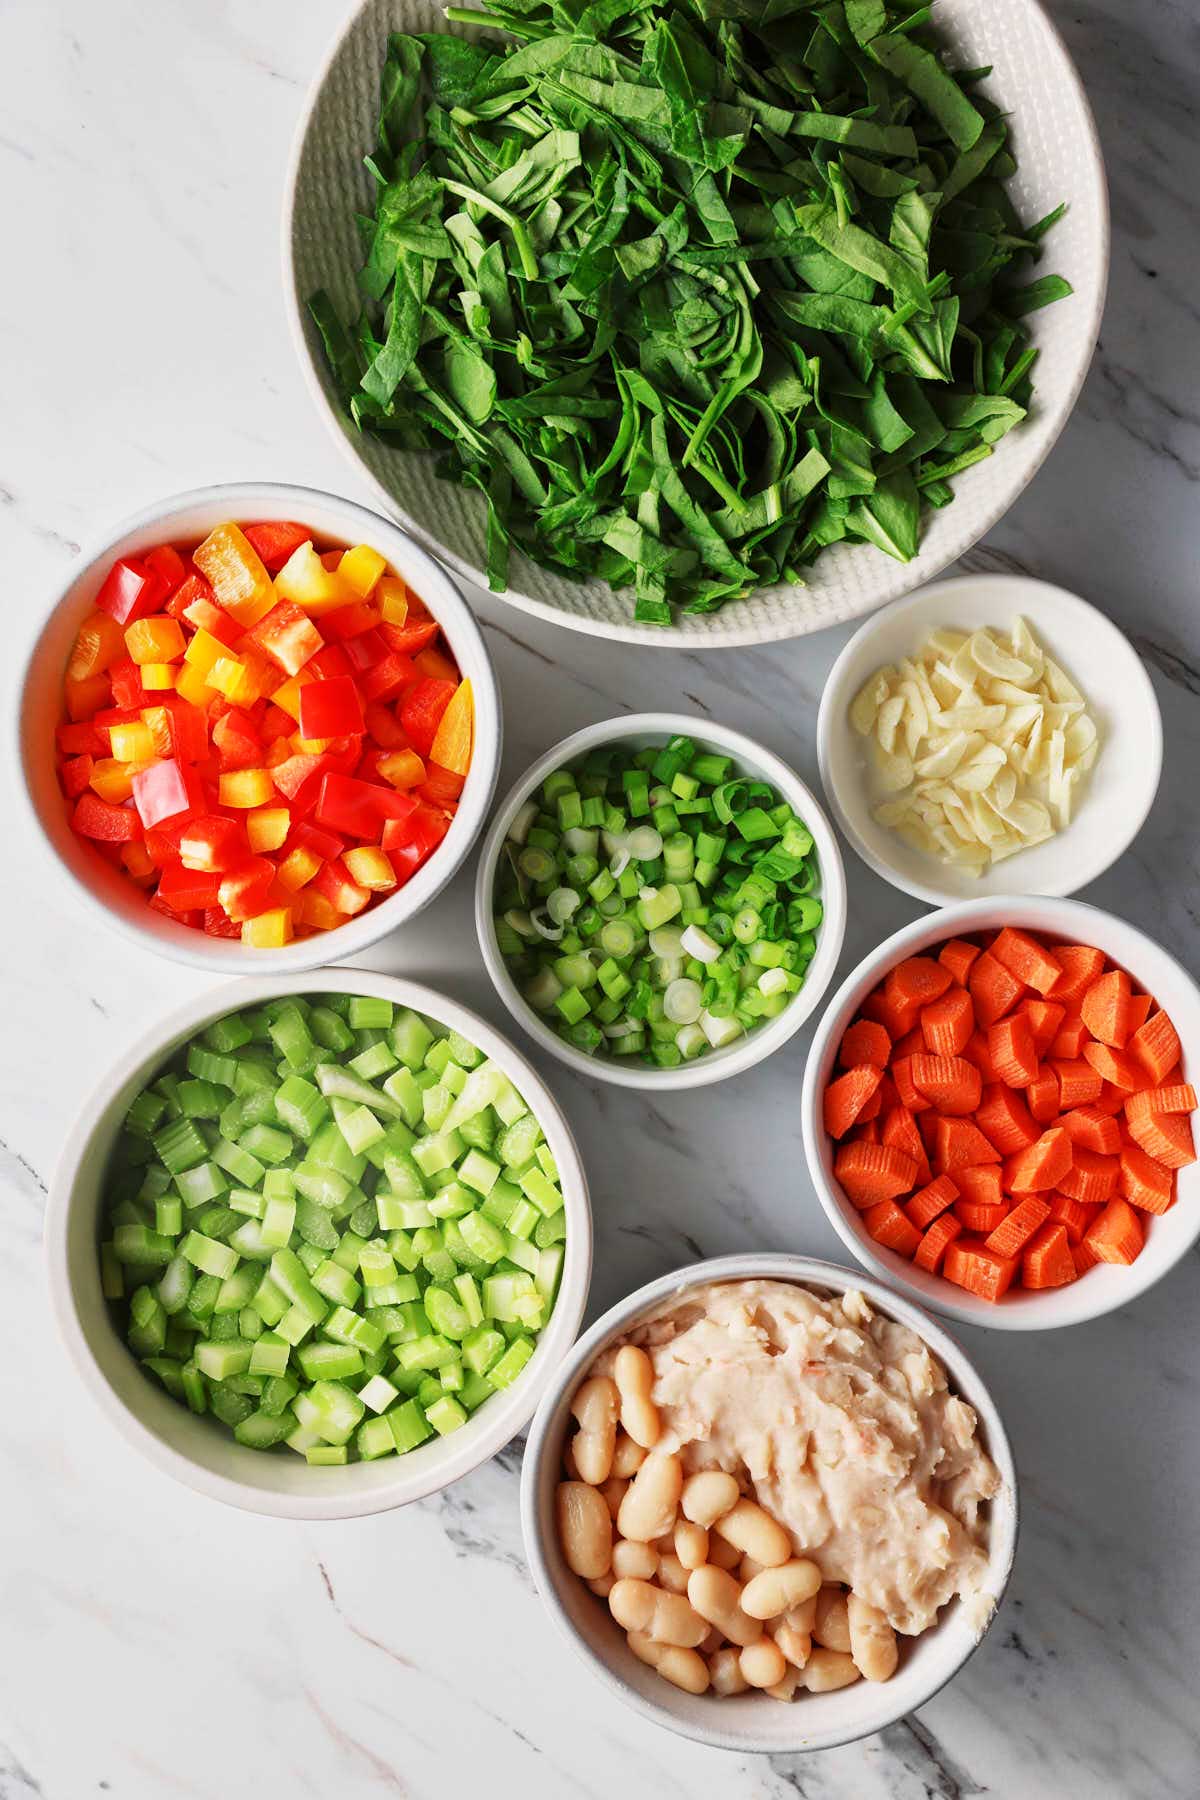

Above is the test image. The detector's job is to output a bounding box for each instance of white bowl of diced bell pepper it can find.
[45,970,591,1517]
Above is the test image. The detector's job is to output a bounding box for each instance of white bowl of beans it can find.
[520,1253,1017,1752]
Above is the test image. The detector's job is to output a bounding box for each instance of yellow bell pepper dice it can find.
[246,807,291,853]
[218,769,275,809]
[193,522,275,627]
[376,576,409,624]
[338,544,387,598]
[297,890,341,932]
[274,541,354,616]
[174,664,216,709]
[89,759,136,803]
[378,749,426,789]
[429,678,474,776]
[241,907,293,948]
[183,626,227,676]
[68,611,125,680]
[276,845,322,892]
[343,846,397,892]
[124,615,186,665]
[109,721,157,763]
[140,662,178,690]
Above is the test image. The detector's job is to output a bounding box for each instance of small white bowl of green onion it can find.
[45,971,591,1517]
[475,715,847,1089]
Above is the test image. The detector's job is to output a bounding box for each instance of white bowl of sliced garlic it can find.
[817,575,1162,907]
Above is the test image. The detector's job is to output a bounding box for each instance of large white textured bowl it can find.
[284,0,1108,647]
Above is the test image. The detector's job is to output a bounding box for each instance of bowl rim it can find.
[800,895,1200,1331]
[815,573,1164,907]
[519,1250,1019,1752]
[280,0,1109,648]
[43,966,593,1518]
[14,479,502,974]
[472,712,848,1090]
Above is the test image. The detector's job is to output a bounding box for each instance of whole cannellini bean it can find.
[686,1565,762,1648]
[613,1345,661,1450]
[656,1647,710,1695]
[699,1624,724,1656]
[738,1555,763,1585]
[802,1647,861,1693]
[709,1646,749,1696]
[617,1450,682,1543]
[599,1476,627,1522]
[785,1594,819,1636]
[588,1571,615,1598]
[627,1629,664,1670]
[813,1587,852,1654]
[657,1553,690,1595]
[771,1620,812,1670]
[611,1433,647,1480]
[766,1668,805,1702]
[847,1594,899,1683]
[556,1481,612,1579]
[612,1539,658,1582]
[681,1469,740,1528]
[569,1377,619,1484]
[562,1436,580,1480]
[741,1558,823,1621]
[674,1520,709,1571]
[740,1637,788,1689]
[706,1532,743,1572]
[609,1578,708,1648]
[712,1499,791,1568]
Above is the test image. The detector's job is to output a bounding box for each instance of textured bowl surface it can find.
[521,1253,1018,1752]
[817,574,1163,907]
[45,970,592,1518]
[474,713,847,1089]
[801,897,1200,1331]
[285,0,1108,647]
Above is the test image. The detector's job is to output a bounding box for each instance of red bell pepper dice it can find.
[315,771,418,838]
[311,859,371,916]
[298,676,365,741]
[248,600,324,676]
[218,857,276,921]
[131,758,200,828]
[109,658,151,710]
[360,651,417,703]
[322,602,380,642]
[154,862,222,911]
[180,815,248,872]
[203,907,243,938]
[399,678,456,758]
[61,754,95,797]
[243,521,312,572]
[212,707,265,771]
[57,721,107,756]
[362,702,410,750]
[379,617,442,657]
[307,644,354,684]
[343,628,386,674]
[142,696,208,764]
[289,820,345,861]
[95,557,162,626]
[166,571,215,621]
[421,762,466,805]
[387,842,425,886]
[143,817,191,867]
[381,798,448,857]
[143,544,187,599]
[182,593,242,647]
[72,791,143,842]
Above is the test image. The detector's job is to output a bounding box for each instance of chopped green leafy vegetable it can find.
[311,0,1070,623]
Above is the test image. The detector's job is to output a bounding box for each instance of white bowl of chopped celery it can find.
[45,971,591,1517]
[474,714,847,1088]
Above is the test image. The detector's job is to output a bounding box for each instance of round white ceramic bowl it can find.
[817,574,1163,907]
[521,1252,1018,1752]
[801,896,1200,1331]
[45,969,592,1519]
[283,0,1108,648]
[16,482,502,974]
[474,714,847,1090]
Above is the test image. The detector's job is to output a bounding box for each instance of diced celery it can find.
[458,1149,501,1196]
[411,1129,464,1178]
[212,1135,266,1188]
[349,1040,397,1082]
[294,1197,339,1252]
[388,1398,432,1452]
[459,1211,506,1265]
[381,1066,422,1127]
[518,1167,564,1218]
[178,1078,224,1120]
[503,1232,540,1277]
[194,1339,252,1380]
[175,1162,229,1209]
[296,1341,364,1383]
[489,1336,536,1389]
[260,1372,299,1416]
[307,1121,367,1182]
[228,1187,265,1219]
[181,1231,238,1281]
[312,1258,361,1309]
[261,1196,297,1249]
[306,1444,349,1465]
[425,1395,468,1435]
[214,1265,259,1314]
[331,1098,386,1156]
[240,1124,293,1166]
[274,1075,329,1143]
[506,1198,539,1241]
[114,1223,174,1266]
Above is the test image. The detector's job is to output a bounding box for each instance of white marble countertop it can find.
[3,1,1198,1795]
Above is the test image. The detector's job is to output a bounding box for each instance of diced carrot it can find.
[857,1086,882,1123]
[891,1057,930,1113]
[1052,1057,1103,1109]
[969,950,1027,1028]
[1048,1192,1097,1244]
[833,1142,919,1208]
[852,1118,881,1146]
[860,985,889,1027]
[1058,1148,1119,1205]
[875,1073,900,1115]
[886,956,954,1008]
[956,1164,1005,1208]
[1125,1082,1197,1118]
[823,1064,884,1139]
[1022,1222,1078,1288]
[976,1084,1039,1154]
[1022,999,1066,1055]
[934,1117,1001,1173]
[1004,1126,1073,1193]
[1129,1010,1182,1084]
[862,1198,922,1257]
[1048,943,1106,1003]
[906,1175,959,1229]
[1118,1143,1175,1214]
[1049,1014,1089,1059]
[1080,968,1133,1048]
[938,938,981,986]
[1073,1238,1101,1275]
[985,1195,1051,1257]
[1125,992,1152,1032]
[892,1027,926,1061]
[1124,1108,1196,1170]
[990,927,1063,997]
[1082,1041,1147,1091]
[988,1013,1039,1087]
[881,1107,931,1184]
[962,1029,1000,1083]
[955,1199,1011,1232]
[920,987,975,1057]
[1026,1068,1060,1124]
[1083,1197,1144,1266]
[943,1240,1020,1302]
[839,1018,891,1070]
[1060,1106,1123,1155]
[914,1214,963,1272]
[909,1054,982,1116]
[1094,1080,1130,1117]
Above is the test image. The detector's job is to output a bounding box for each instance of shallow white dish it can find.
[801,896,1200,1331]
[45,970,591,1518]
[16,482,501,974]
[817,574,1162,907]
[520,1252,1018,1752]
[474,714,847,1090]
[284,0,1108,647]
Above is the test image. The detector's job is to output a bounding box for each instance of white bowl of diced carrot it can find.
[16,483,501,972]
[801,897,1200,1330]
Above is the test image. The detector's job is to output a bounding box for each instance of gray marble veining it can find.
[1,0,1198,1795]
